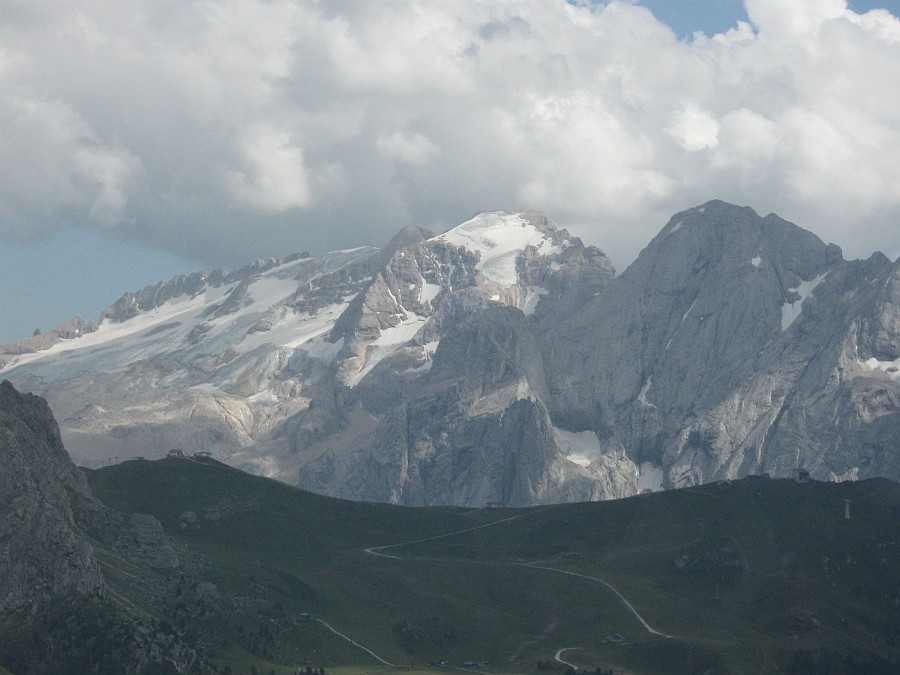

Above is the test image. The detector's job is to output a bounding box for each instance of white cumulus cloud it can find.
[0,0,896,268]
[0,93,140,237]
[226,125,311,212]
[666,102,720,152]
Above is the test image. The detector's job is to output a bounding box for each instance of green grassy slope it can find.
[401,476,900,672]
[87,458,900,674]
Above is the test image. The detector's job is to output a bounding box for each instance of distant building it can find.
[193,451,212,458]
[167,448,185,458]
[795,467,811,483]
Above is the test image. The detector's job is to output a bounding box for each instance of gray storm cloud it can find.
[0,0,898,268]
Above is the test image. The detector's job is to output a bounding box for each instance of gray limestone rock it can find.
[300,306,603,506]
[543,201,899,490]
[0,380,180,615]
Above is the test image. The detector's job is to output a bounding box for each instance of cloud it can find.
[0,92,140,238]
[376,130,440,166]
[666,102,720,152]
[744,0,847,38]
[498,91,673,215]
[226,125,311,212]
[0,0,897,268]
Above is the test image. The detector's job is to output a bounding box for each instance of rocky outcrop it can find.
[295,202,899,503]
[0,381,199,673]
[301,307,568,506]
[0,380,105,614]
[293,212,630,505]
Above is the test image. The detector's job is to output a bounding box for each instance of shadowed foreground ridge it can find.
[0,380,203,674]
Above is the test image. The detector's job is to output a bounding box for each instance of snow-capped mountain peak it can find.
[433,211,562,286]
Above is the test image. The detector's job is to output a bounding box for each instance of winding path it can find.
[554,647,579,671]
[519,564,671,638]
[315,618,396,667]
[365,509,671,639]
[322,507,670,670]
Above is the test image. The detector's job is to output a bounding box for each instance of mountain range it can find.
[2,200,898,506]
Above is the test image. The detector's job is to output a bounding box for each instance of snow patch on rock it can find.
[350,311,429,386]
[861,356,900,381]
[418,282,442,305]
[637,377,656,408]
[781,272,828,331]
[553,426,603,468]
[637,462,664,492]
[469,378,534,416]
[522,286,548,316]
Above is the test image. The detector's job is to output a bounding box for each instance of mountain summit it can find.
[2,202,897,505]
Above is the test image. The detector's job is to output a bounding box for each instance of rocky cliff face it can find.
[0,380,105,614]
[1,202,898,507]
[0,380,198,673]
[543,201,899,488]
[295,211,623,505]
[300,306,569,506]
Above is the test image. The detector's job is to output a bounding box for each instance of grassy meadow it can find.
[83,458,900,674]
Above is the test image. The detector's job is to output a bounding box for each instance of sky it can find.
[1,0,899,344]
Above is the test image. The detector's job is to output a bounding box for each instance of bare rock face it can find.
[300,306,574,506]
[295,212,627,505]
[865,258,900,361]
[0,380,105,614]
[0,381,196,673]
[542,201,900,489]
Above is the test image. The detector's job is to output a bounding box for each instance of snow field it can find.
[434,211,560,286]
